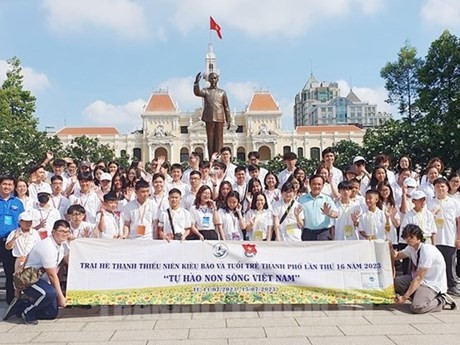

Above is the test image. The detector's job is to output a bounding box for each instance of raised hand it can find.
[194,72,202,84]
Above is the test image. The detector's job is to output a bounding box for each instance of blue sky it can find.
[1,0,459,133]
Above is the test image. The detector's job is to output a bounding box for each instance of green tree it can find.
[63,136,116,164]
[0,57,63,177]
[417,30,460,167]
[332,140,364,171]
[380,41,422,122]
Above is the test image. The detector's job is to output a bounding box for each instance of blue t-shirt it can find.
[0,195,24,239]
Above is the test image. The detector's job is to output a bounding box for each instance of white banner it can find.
[66,239,394,305]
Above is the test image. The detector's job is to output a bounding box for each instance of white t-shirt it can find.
[31,206,62,236]
[218,209,244,241]
[6,228,41,257]
[358,208,386,240]
[149,193,168,220]
[26,236,68,282]
[329,166,343,188]
[278,168,295,187]
[70,220,94,238]
[158,207,192,236]
[95,211,124,239]
[419,182,435,199]
[427,196,460,247]
[402,244,447,294]
[334,200,362,241]
[50,194,70,219]
[123,199,157,240]
[189,206,218,231]
[245,209,273,241]
[272,199,303,241]
[264,189,281,210]
[400,208,436,244]
[68,191,101,225]
[165,180,188,196]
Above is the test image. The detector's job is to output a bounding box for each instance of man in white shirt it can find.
[68,172,101,225]
[391,224,456,313]
[181,152,200,184]
[217,147,237,182]
[322,147,343,188]
[4,220,70,324]
[50,176,70,219]
[278,152,297,187]
[247,151,268,183]
[123,179,157,240]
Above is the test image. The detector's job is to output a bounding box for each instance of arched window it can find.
[310,147,320,161]
[297,147,304,158]
[194,147,204,162]
[180,147,189,163]
[258,146,271,161]
[237,147,246,162]
[154,147,168,160]
[283,146,291,154]
[133,148,142,160]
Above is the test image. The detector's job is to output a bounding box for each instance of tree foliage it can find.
[0,57,63,177]
[380,41,422,122]
[332,140,364,171]
[63,136,117,165]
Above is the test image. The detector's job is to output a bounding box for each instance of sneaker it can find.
[3,297,21,321]
[437,293,457,310]
[447,286,460,297]
[21,312,38,326]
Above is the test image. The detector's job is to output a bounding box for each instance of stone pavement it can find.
[1,300,460,345]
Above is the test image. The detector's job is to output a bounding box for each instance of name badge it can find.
[202,216,211,228]
[3,215,13,226]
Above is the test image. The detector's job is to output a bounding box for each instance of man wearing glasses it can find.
[4,220,70,325]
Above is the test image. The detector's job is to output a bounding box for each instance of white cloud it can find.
[157,76,201,111]
[82,98,146,131]
[224,81,260,108]
[41,0,150,39]
[337,80,396,115]
[278,99,295,131]
[0,60,51,93]
[420,0,460,29]
[173,0,386,37]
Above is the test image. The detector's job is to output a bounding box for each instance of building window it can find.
[180,126,188,134]
[236,125,243,133]
[237,146,246,162]
[180,147,189,163]
[283,146,291,154]
[310,147,320,161]
[258,146,271,161]
[297,147,304,158]
[133,148,142,160]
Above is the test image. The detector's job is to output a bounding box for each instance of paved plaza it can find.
[1,300,460,345]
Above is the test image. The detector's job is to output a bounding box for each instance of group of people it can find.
[1,146,460,323]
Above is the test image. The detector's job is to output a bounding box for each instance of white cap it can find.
[100,173,112,181]
[403,177,417,188]
[411,190,426,200]
[37,183,52,195]
[19,211,33,222]
[353,156,366,164]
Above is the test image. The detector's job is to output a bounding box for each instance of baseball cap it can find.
[37,183,52,195]
[100,173,112,181]
[411,190,426,200]
[403,177,417,188]
[19,211,33,222]
[353,156,367,164]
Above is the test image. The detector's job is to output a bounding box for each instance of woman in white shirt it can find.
[217,191,246,241]
[245,192,274,241]
[189,185,223,240]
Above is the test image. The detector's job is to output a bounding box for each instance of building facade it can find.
[55,89,364,164]
[294,73,392,128]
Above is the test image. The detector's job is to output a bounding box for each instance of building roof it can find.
[303,73,318,90]
[247,91,279,111]
[55,127,120,136]
[346,89,362,103]
[296,125,363,133]
[145,91,177,112]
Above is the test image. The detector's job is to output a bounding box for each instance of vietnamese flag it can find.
[210,16,222,39]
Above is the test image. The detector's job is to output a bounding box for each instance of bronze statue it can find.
[194,72,231,158]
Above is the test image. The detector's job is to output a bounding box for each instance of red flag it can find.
[210,16,222,39]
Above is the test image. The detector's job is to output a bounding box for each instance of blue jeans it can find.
[22,279,59,321]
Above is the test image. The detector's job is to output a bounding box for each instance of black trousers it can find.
[0,241,16,304]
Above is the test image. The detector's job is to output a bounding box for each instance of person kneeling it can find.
[4,220,69,325]
[391,224,456,314]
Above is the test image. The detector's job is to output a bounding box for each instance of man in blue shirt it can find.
[0,175,25,304]
[299,174,338,241]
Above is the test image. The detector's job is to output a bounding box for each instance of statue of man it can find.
[194,72,231,158]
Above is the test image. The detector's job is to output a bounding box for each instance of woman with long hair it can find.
[263,172,281,209]
[245,192,274,241]
[215,181,232,210]
[189,185,224,240]
[377,181,400,244]
[217,191,246,241]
